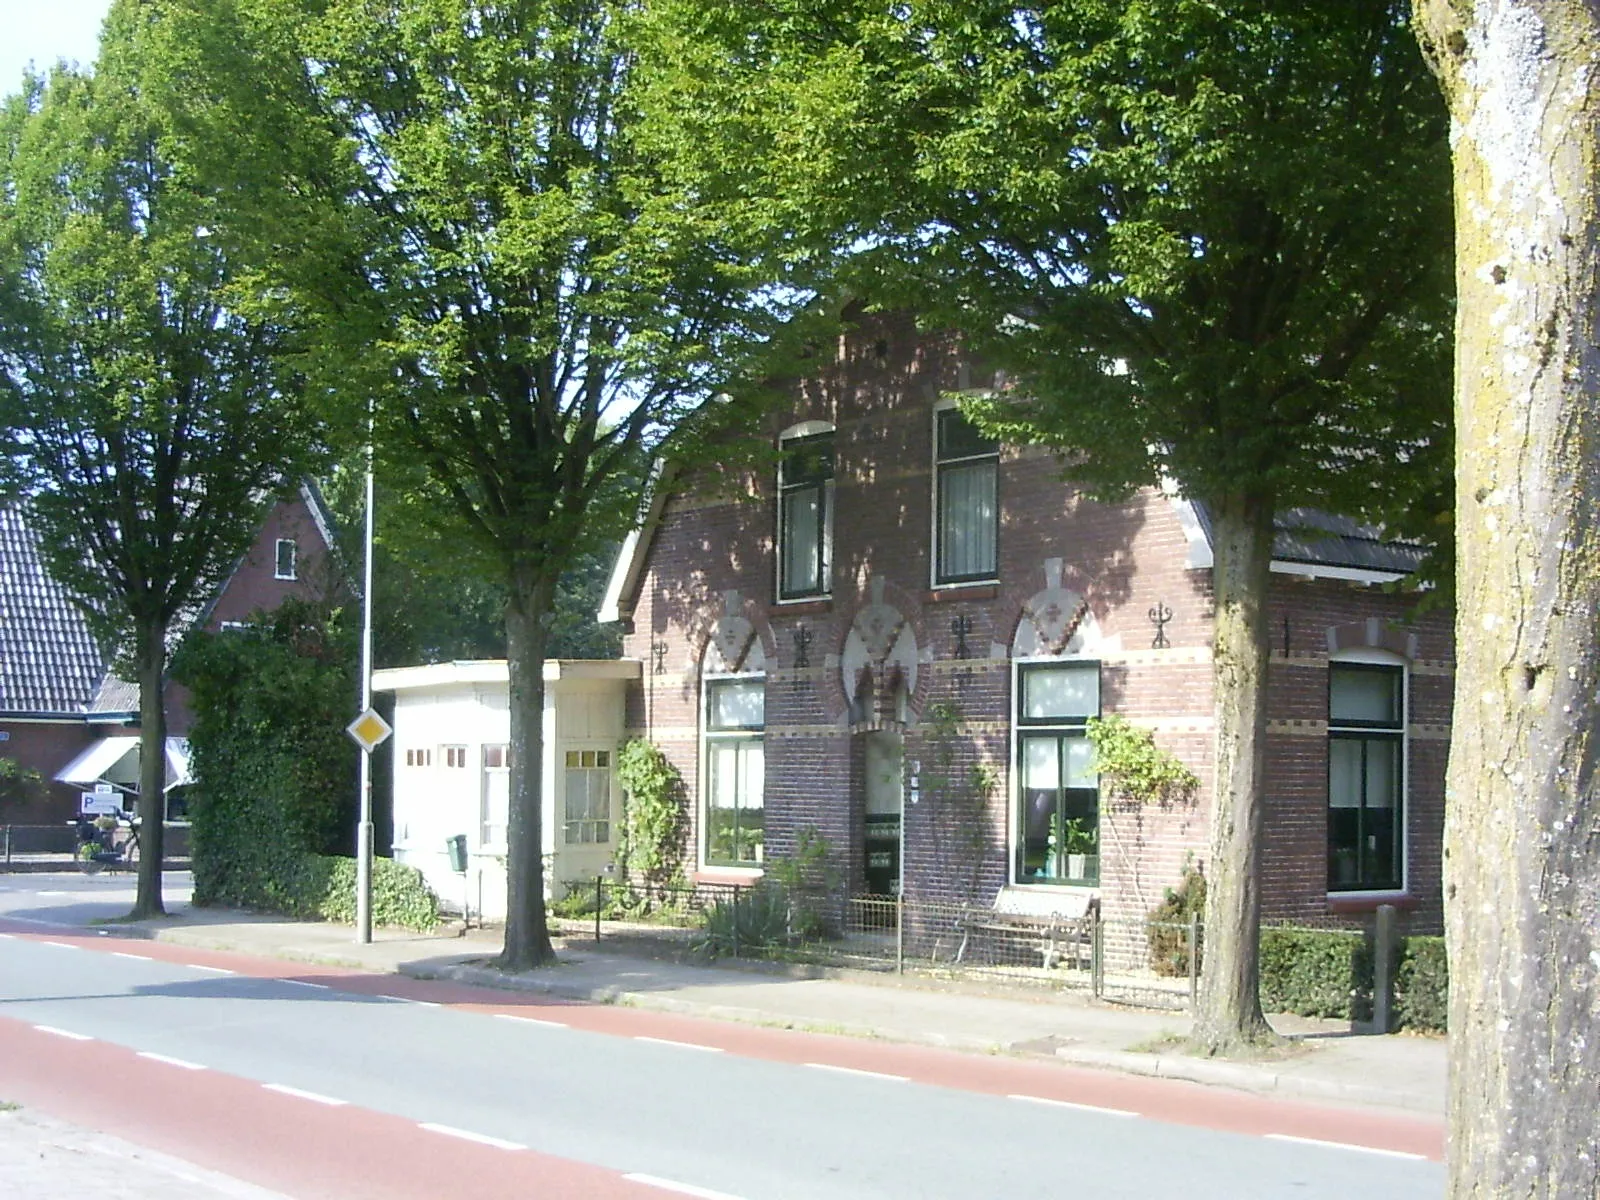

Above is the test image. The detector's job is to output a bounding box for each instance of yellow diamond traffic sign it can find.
[346,707,393,754]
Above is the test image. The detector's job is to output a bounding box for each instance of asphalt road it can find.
[0,877,1443,1199]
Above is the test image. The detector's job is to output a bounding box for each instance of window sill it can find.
[926,582,999,602]
[694,867,764,885]
[1326,891,1414,914]
[769,598,831,617]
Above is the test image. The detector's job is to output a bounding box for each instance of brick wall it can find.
[617,313,1451,931]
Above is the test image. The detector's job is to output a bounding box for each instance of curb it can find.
[1054,1045,1438,1113]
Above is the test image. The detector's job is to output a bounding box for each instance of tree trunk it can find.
[498,569,557,971]
[130,617,167,920]
[1415,5,1600,1193]
[1191,488,1277,1054]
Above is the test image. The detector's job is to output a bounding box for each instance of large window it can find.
[935,409,999,584]
[704,678,765,867]
[1016,662,1100,885]
[564,749,611,844]
[778,431,833,600]
[1328,662,1405,892]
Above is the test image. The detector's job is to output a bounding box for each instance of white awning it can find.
[55,736,192,791]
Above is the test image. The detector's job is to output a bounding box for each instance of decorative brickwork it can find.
[612,312,1452,933]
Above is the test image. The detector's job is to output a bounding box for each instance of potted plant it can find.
[1063,818,1097,882]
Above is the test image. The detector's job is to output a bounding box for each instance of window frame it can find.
[1011,658,1102,888]
[931,404,1000,586]
[562,748,613,845]
[274,537,298,581]
[479,742,510,847]
[1326,654,1408,896]
[775,424,835,602]
[700,672,766,871]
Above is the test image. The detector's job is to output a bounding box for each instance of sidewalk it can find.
[98,906,1447,1118]
[0,1105,290,1200]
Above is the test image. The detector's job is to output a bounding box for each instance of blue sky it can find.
[1,0,113,94]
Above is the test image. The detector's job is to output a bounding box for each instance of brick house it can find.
[600,312,1452,935]
[0,484,341,825]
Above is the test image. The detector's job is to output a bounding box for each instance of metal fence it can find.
[555,877,1205,1010]
[0,823,192,868]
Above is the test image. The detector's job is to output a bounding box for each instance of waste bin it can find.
[446,834,468,873]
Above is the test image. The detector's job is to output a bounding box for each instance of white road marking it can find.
[138,1052,206,1071]
[34,1025,92,1042]
[263,1083,348,1107]
[112,952,147,961]
[623,1173,748,1200]
[0,933,13,939]
[280,979,330,989]
[41,940,79,950]
[495,1013,568,1029]
[1007,1093,1138,1118]
[34,891,69,897]
[1265,1134,1428,1161]
[187,964,233,975]
[634,1036,723,1053]
[409,1000,441,1008]
[802,1062,908,1083]
[418,1123,524,1150]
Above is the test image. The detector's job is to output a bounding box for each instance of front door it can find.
[862,731,903,896]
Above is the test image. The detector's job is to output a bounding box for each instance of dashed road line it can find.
[263,1083,348,1106]
[802,1062,908,1083]
[495,1013,568,1029]
[634,1036,723,1053]
[138,1051,206,1071]
[281,979,331,990]
[1007,1093,1138,1118]
[187,964,234,975]
[418,1123,524,1151]
[409,1000,441,1008]
[40,940,79,950]
[1265,1134,1428,1161]
[34,1025,92,1042]
[623,1173,748,1200]
[111,951,147,961]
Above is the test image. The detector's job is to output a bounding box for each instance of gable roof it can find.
[0,505,115,716]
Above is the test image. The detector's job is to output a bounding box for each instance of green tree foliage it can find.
[645,0,1452,1051]
[0,756,48,816]
[0,0,356,918]
[301,0,803,968]
[172,599,360,910]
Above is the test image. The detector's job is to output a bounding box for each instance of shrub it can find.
[1396,936,1448,1033]
[257,853,439,931]
[1147,863,1206,976]
[1259,927,1373,1020]
[692,885,790,960]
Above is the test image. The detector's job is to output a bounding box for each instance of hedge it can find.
[1259,927,1373,1021]
[258,853,439,931]
[1257,926,1447,1032]
[1395,936,1449,1033]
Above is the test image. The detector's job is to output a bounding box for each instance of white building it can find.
[373,659,640,921]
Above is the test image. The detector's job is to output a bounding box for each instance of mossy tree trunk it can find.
[499,568,558,971]
[1415,3,1600,1193]
[1192,489,1277,1053]
[131,617,168,920]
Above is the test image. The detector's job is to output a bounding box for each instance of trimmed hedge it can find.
[1259,927,1373,1021]
[1396,936,1449,1033]
[1258,925,1447,1032]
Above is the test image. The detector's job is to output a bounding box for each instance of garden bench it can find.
[954,886,1097,970]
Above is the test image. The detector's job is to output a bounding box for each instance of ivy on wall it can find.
[1086,715,1199,805]
[615,738,688,895]
[173,600,438,929]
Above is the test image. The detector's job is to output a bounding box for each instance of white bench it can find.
[954,886,1097,970]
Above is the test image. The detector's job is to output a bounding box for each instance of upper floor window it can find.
[777,429,833,600]
[935,409,998,584]
[1328,661,1405,892]
[275,538,298,580]
[1016,661,1100,886]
